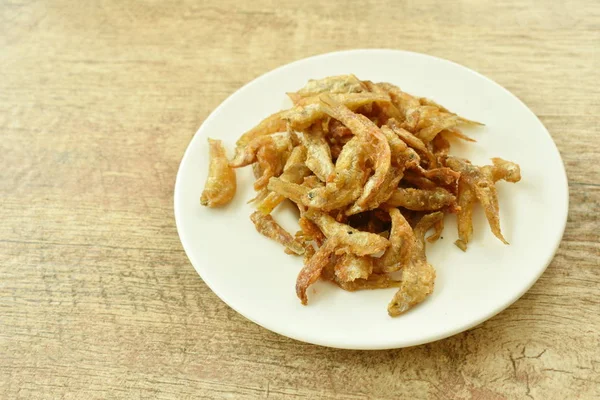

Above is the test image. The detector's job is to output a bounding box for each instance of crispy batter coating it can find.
[303,135,368,210]
[334,254,373,282]
[320,95,392,210]
[375,82,481,142]
[380,125,409,165]
[296,236,339,305]
[387,118,436,166]
[201,75,520,317]
[305,209,390,256]
[327,272,402,292]
[386,187,456,211]
[230,132,292,168]
[346,166,404,215]
[402,171,438,190]
[250,211,305,255]
[287,93,392,131]
[490,157,521,183]
[267,177,309,205]
[447,156,520,246]
[200,138,237,207]
[387,212,443,316]
[253,140,281,191]
[287,74,366,103]
[375,206,414,273]
[256,146,310,215]
[234,93,388,160]
[454,180,475,251]
[297,124,335,182]
[298,216,326,246]
[427,217,445,243]
[448,156,521,250]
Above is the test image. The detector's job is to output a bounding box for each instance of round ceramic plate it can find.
[174,49,568,349]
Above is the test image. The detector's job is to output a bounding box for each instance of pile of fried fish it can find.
[200,75,521,316]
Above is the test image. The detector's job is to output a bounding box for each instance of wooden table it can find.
[2,1,599,398]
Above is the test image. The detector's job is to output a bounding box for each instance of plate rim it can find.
[174,49,569,349]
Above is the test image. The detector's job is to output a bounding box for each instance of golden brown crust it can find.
[200,138,237,207]
[200,75,520,316]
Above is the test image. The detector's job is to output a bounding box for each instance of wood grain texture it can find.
[1,0,599,399]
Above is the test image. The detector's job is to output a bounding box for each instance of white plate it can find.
[174,49,568,349]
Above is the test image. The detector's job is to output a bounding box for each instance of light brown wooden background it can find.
[1,1,599,399]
